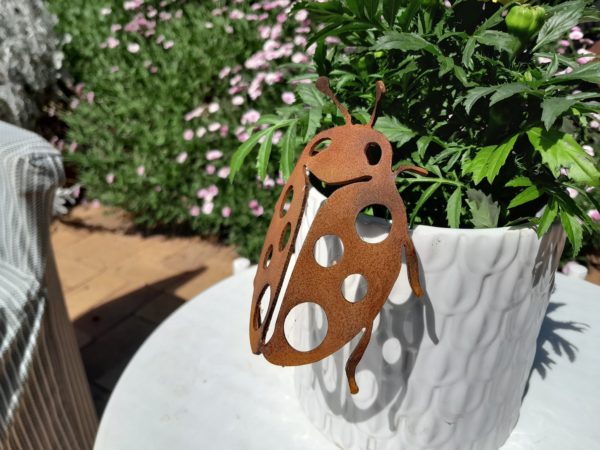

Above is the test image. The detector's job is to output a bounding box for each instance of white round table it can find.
[94,269,600,450]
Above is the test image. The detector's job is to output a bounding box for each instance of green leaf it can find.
[305,107,323,141]
[466,189,500,228]
[551,62,600,84]
[296,84,325,108]
[364,0,380,21]
[537,199,558,237]
[410,182,441,226]
[463,86,497,114]
[489,83,529,107]
[506,176,532,187]
[279,121,298,179]
[462,37,477,70]
[383,0,402,27]
[533,3,586,52]
[526,127,600,186]
[446,187,462,228]
[417,136,432,159]
[508,185,542,209]
[541,97,578,130]
[374,116,416,146]
[373,32,441,56]
[257,128,275,180]
[475,31,521,57]
[229,127,273,181]
[559,209,583,255]
[464,134,519,184]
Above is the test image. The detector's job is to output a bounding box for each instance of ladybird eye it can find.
[365,143,382,165]
[310,139,331,156]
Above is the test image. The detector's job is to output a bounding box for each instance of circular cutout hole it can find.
[365,143,382,165]
[256,285,271,327]
[355,204,391,244]
[310,138,331,155]
[280,186,293,218]
[382,338,402,365]
[284,302,328,352]
[314,235,344,268]
[279,222,292,251]
[341,274,368,303]
[352,370,378,409]
[263,245,273,269]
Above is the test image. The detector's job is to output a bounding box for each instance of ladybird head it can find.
[306,77,396,186]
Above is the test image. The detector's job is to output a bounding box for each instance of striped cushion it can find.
[0,121,97,449]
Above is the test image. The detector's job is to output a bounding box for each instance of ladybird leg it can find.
[345,323,373,394]
[404,239,424,297]
[395,165,428,176]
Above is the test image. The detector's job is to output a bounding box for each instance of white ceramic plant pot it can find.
[286,187,566,450]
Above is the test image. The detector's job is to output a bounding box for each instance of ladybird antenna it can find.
[368,80,386,128]
[316,76,352,124]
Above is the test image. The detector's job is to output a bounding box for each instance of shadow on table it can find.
[523,302,588,399]
[76,268,203,416]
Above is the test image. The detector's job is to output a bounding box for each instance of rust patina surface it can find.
[249,77,425,393]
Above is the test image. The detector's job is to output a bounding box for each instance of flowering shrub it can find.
[48,0,315,258]
[231,0,600,255]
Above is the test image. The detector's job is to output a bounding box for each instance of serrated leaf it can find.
[475,30,521,57]
[537,199,558,236]
[541,97,579,130]
[230,128,272,181]
[410,182,441,226]
[373,32,441,56]
[551,62,600,84]
[526,127,600,186]
[466,189,500,228]
[417,136,433,159]
[305,107,322,141]
[462,37,477,70]
[257,128,275,180]
[533,3,586,52]
[363,0,380,21]
[506,176,532,187]
[464,134,518,184]
[446,187,462,228]
[489,83,529,107]
[463,86,497,114]
[374,116,416,146]
[297,84,325,108]
[508,185,542,209]
[383,0,401,27]
[559,209,583,255]
[279,121,298,179]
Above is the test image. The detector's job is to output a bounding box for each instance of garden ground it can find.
[51,205,237,414]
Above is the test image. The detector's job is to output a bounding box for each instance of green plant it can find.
[231,0,600,255]
[48,0,315,259]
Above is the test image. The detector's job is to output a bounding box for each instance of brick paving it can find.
[51,205,237,415]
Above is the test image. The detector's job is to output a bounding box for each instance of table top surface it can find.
[94,269,600,450]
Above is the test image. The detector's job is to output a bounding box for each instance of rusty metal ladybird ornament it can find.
[249,77,426,394]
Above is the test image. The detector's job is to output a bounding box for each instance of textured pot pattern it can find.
[284,188,565,450]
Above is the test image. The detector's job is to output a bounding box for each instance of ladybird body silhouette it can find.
[250,77,425,394]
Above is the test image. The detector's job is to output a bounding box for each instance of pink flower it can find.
[110,66,120,73]
[220,125,229,137]
[241,109,261,125]
[183,129,194,141]
[176,152,188,164]
[159,11,172,21]
[219,66,231,79]
[295,9,308,22]
[576,49,595,65]
[560,168,569,176]
[583,145,595,157]
[230,74,242,86]
[106,173,115,184]
[136,165,145,176]
[123,0,143,11]
[294,35,307,47]
[207,184,219,197]
[205,22,214,29]
[190,206,201,217]
[111,24,122,32]
[196,126,207,138]
[156,34,165,44]
[252,206,264,217]
[248,199,259,209]
[202,202,214,215]
[555,67,573,76]
[569,29,584,40]
[206,150,223,160]
[277,12,286,23]
[101,7,112,16]
[150,66,158,74]
[206,164,216,175]
[197,188,208,199]
[566,187,578,198]
[229,9,244,19]
[537,56,552,64]
[283,202,290,212]
[163,40,174,49]
[558,39,570,47]
[281,91,295,105]
[592,121,600,129]
[272,130,283,145]
[588,209,600,222]
[225,25,234,34]
[263,176,275,188]
[91,199,102,209]
[218,167,230,178]
[276,172,285,185]
[291,52,308,64]
[69,142,78,153]
[221,206,232,218]
[106,36,120,48]
[237,132,250,142]
[265,71,283,85]
[185,105,205,121]
[208,102,220,113]
[208,122,221,132]
[70,99,80,110]
[232,95,244,106]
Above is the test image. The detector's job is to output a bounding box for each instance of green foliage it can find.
[230,0,600,254]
